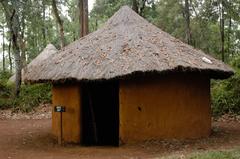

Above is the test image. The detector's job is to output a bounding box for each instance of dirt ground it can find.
[0,106,240,159]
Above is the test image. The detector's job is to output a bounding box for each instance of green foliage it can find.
[12,84,52,112]
[211,57,240,116]
[0,71,11,84]
[155,0,185,40]
[0,71,51,112]
[0,71,13,109]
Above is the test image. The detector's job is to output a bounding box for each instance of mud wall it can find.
[52,84,81,143]
[119,74,211,143]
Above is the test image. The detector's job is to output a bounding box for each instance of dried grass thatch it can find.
[24,6,233,83]
[9,44,58,83]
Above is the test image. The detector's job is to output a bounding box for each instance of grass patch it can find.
[159,148,240,159]
[189,149,240,159]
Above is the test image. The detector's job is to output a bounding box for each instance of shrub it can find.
[0,71,14,109]
[0,72,13,97]
[12,84,52,112]
[0,71,52,112]
[0,71,12,81]
[211,57,240,116]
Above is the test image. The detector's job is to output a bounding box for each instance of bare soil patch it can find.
[0,104,51,120]
[0,106,239,159]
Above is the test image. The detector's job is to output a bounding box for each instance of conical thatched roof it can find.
[9,44,58,83]
[27,44,58,68]
[24,6,233,83]
[25,44,57,69]
[23,44,58,81]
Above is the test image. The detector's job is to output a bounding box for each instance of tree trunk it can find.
[52,0,65,48]
[20,13,27,73]
[2,26,5,72]
[139,0,146,16]
[79,0,83,37]
[11,11,22,96]
[8,38,12,73]
[132,0,146,16]
[132,0,138,14]
[42,0,47,46]
[12,28,22,96]
[78,0,89,37]
[95,19,98,30]
[227,17,232,56]
[185,0,192,45]
[220,0,225,62]
[83,0,89,36]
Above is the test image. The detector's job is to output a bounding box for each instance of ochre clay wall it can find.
[52,84,81,143]
[119,74,211,143]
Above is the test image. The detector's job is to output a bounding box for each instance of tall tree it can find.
[78,0,89,37]
[52,0,65,48]
[130,0,147,16]
[1,0,22,96]
[20,4,27,72]
[42,0,47,46]
[227,15,231,57]
[2,25,5,72]
[184,0,192,44]
[224,0,238,57]
[219,0,225,61]
[8,37,12,73]
[132,0,139,14]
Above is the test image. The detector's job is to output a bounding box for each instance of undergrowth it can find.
[211,56,240,116]
[0,71,51,112]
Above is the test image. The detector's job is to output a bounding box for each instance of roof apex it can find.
[106,5,145,27]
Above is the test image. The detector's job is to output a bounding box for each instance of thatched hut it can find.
[9,44,58,83]
[25,6,233,146]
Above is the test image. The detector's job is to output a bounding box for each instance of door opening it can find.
[81,81,119,146]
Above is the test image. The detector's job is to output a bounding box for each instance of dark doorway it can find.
[81,81,119,146]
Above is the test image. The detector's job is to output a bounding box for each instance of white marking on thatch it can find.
[202,57,212,64]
